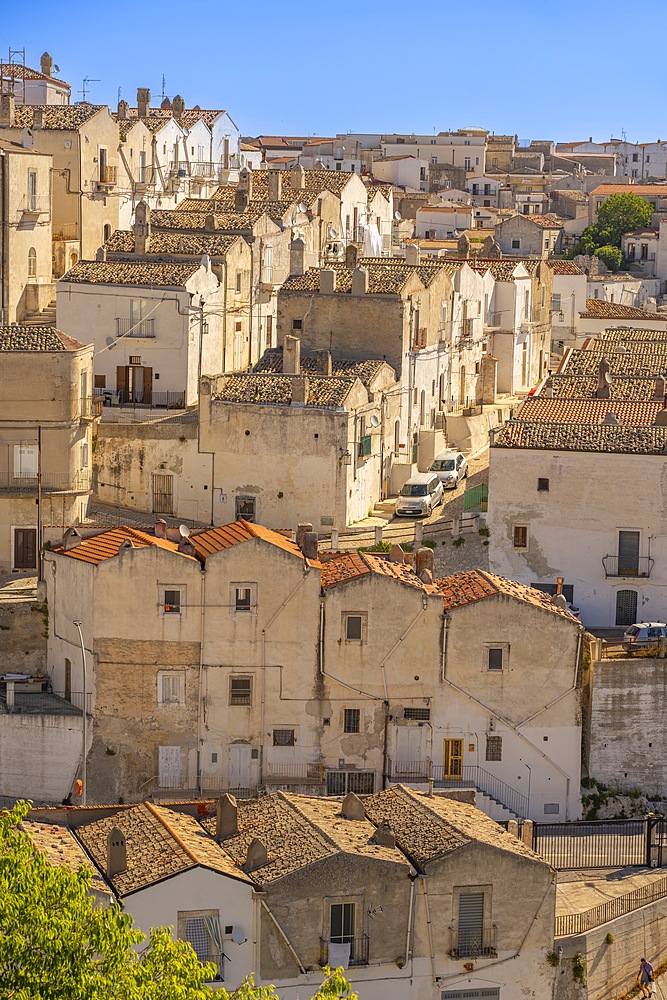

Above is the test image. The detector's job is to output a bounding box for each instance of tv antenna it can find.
[160,74,166,103]
[117,85,122,103]
[79,77,100,101]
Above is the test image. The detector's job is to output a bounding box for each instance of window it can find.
[273,728,295,746]
[178,911,222,981]
[266,315,273,348]
[80,440,89,470]
[345,614,363,640]
[551,293,561,312]
[292,319,303,331]
[537,478,549,492]
[513,525,528,549]
[95,374,106,389]
[235,271,242,293]
[27,247,37,280]
[14,444,37,479]
[138,150,146,183]
[234,585,254,612]
[158,671,185,705]
[235,495,256,522]
[229,677,252,706]
[511,239,520,250]
[457,892,485,957]
[129,355,141,365]
[485,735,502,761]
[162,588,182,614]
[628,242,636,258]
[404,707,431,721]
[344,708,360,733]
[632,153,639,162]
[103,223,111,242]
[330,902,355,947]
[487,648,504,671]
[28,170,37,211]
[618,529,640,575]
[464,157,471,171]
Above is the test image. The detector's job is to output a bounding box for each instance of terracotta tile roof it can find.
[555,189,589,203]
[124,108,226,129]
[52,526,184,565]
[0,325,85,351]
[522,214,564,229]
[0,63,70,87]
[321,551,440,594]
[364,785,541,869]
[13,104,104,130]
[150,209,263,232]
[547,260,584,275]
[22,821,111,899]
[493,420,667,454]
[563,347,667,378]
[365,181,392,202]
[253,349,389,387]
[146,804,251,883]
[243,167,355,199]
[281,259,455,296]
[105,230,240,258]
[467,260,528,281]
[191,519,319,566]
[623,228,658,237]
[519,397,664,424]
[596,327,667,343]
[547,375,660,400]
[434,569,579,620]
[590,184,667,197]
[212,372,357,408]
[61,259,202,287]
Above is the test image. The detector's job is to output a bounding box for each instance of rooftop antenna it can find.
[117,85,122,104]
[79,77,100,101]
[160,74,166,103]
[6,46,26,100]
[621,127,627,142]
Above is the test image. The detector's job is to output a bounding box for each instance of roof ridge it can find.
[144,801,200,866]
[389,784,472,849]
[276,792,342,855]
[476,569,501,595]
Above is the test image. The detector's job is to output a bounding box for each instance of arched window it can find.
[616,590,638,627]
[27,247,37,280]
[103,223,112,242]
[394,419,401,454]
[70,252,78,267]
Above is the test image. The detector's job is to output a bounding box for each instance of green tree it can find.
[594,245,623,272]
[571,192,653,257]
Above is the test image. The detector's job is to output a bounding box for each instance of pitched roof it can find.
[281,259,456,295]
[0,63,70,87]
[580,299,666,320]
[253,349,390,387]
[518,397,664,425]
[467,259,529,281]
[60,259,203,287]
[321,551,440,594]
[546,375,660,400]
[0,325,85,351]
[150,209,263,232]
[364,785,541,869]
[563,346,667,378]
[13,104,104,130]
[521,213,565,229]
[211,373,358,408]
[493,420,667,454]
[547,260,584,275]
[22,821,111,899]
[595,327,667,343]
[190,520,318,565]
[53,526,185,565]
[434,569,579,620]
[590,184,667,197]
[104,230,240,258]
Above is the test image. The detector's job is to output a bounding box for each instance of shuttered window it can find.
[457,892,484,955]
[618,530,640,575]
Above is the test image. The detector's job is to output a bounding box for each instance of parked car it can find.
[623,622,667,651]
[429,450,468,489]
[395,473,444,518]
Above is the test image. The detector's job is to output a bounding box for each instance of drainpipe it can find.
[196,566,206,795]
[420,876,437,983]
[1,150,7,322]
[405,874,417,966]
[317,600,385,702]
[441,612,451,680]
[260,898,306,974]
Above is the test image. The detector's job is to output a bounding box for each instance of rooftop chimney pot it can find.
[283,335,301,374]
[106,825,127,877]
[216,793,238,841]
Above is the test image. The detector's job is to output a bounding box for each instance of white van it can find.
[395,473,444,517]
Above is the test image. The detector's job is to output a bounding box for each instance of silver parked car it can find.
[429,450,468,488]
[623,622,667,651]
[396,473,444,518]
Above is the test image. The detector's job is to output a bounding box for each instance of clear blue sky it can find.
[4,0,667,142]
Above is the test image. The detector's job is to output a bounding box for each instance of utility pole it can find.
[37,425,42,583]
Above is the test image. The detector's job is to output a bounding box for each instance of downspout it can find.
[222,254,228,372]
[260,898,306,975]
[405,874,417,966]
[421,876,437,983]
[518,624,584,728]
[196,565,206,795]
[441,612,451,679]
[1,150,7,322]
[318,599,385,702]
[379,600,428,788]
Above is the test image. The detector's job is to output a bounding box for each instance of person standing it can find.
[639,958,654,997]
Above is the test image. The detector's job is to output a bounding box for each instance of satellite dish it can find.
[179,524,191,538]
[327,226,338,239]
[298,202,308,214]
[54,64,60,73]
[183,127,190,137]
[105,336,116,349]
[604,372,612,385]
[370,414,380,427]
[394,210,402,221]
[231,926,246,945]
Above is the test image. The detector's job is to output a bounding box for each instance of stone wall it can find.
[0,593,47,674]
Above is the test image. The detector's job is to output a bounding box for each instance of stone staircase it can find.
[20,299,56,327]
[476,790,521,824]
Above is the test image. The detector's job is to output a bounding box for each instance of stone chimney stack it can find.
[351,266,369,296]
[283,334,301,374]
[154,519,167,539]
[235,168,253,212]
[106,826,127,877]
[373,821,396,848]
[291,376,309,406]
[319,268,336,293]
[0,94,15,128]
[117,99,129,120]
[596,357,611,399]
[296,523,314,549]
[134,200,151,254]
[291,164,305,191]
[289,236,305,276]
[244,838,268,872]
[316,350,332,376]
[345,244,358,267]
[267,170,282,202]
[62,527,82,551]
[654,375,667,402]
[172,95,185,118]
[415,547,434,578]
[405,244,421,266]
[341,791,365,820]
[40,52,53,77]
[137,88,151,118]
[215,793,238,841]
[302,531,319,561]
[96,246,106,261]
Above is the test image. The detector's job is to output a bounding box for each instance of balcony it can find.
[96,165,117,191]
[52,223,78,242]
[19,196,50,219]
[115,317,155,339]
[449,925,497,959]
[80,396,103,419]
[320,936,369,968]
[94,388,186,410]
[168,160,220,179]
[0,473,92,495]
[602,555,654,579]
[0,685,91,716]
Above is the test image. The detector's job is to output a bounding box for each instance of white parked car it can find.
[395,473,444,518]
[623,622,667,651]
[429,450,468,489]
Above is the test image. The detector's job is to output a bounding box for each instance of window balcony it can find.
[320,935,369,968]
[602,555,654,579]
[96,165,117,190]
[0,472,91,495]
[168,160,220,179]
[20,196,50,219]
[115,317,155,339]
[449,924,497,959]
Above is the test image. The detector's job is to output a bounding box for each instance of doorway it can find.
[229,741,252,789]
[13,528,37,570]
[443,738,463,779]
[116,365,152,404]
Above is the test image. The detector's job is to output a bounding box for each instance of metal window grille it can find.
[344,709,360,733]
[273,729,295,747]
[230,678,252,706]
[184,918,212,964]
[403,707,431,721]
[485,735,502,762]
[537,478,549,492]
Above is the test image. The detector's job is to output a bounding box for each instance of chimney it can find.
[283,334,301,374]
[316,350,332,376]
[172,94,185,118]
[215,793,238,841]
[178,537,197,557]
[601,412,619,425]
[290,237,306,276]
[372,821,396,848]
[291,376,309,406]
[106,826,127,877]
[154,519,167,539]
[244,838,268,872]
[654,375,666,401]
[40,52,53,78]
[541,377,553,398]
[0,94,16,128]
[96,246,106,261]
[236,168,253,212]
[389,544,405,564]
[341,791,365,820]
[134,200,151,254]
[296,523,314,550]
[415,547,434,578]
[137,88,151,118]
[267,170,282,201]
[596,357,611,399]
[405,245,421,266]
[351,266,369,296]
[345,244,358,267]
[319,268,336,294]
[62,526,82,551]
[205,213,219,232]
[117,99,130,120]
[32,109,44,130]
[291,164,305,191]
[302,531,319,562]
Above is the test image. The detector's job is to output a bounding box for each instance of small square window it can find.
[235,587,252,612]
[211,752,218,763]
[94,374,106,389]
[129,355,142,365]
[404,707,431,721]
[163,589,182,614]
[511,239,520,249]
[159,670,185,705]
[345,614,363,641]
[513,525,528,549]
[344,708,360,733]
[486,735,502,761]
[487,648,504,671]
[235,496,256,522]
[537,478,549,492]
[230,677,252,706]
[292,319,303,331]
[273,728,295,746]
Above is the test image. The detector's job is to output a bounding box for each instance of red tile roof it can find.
[519,397,664,425]
[435,569,579,620]
[581,299,666,320]
[547,260,584,275]
[54,527,183,565]
[192,520,318,565]
[320,551,439,593]
[591,184,667,196]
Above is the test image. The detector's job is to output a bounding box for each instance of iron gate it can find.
[152,473,174,515]
[533,817,667,869]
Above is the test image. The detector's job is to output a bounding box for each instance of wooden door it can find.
[229,742,252,789]
[142,366,153,405]
[443,738,463,779]
[158,746,181,788]
[14,528,37,569]
[152,473,173,515]
[394,726,425,777]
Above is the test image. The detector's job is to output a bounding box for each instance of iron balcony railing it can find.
[602,555,654,579]
[449,924,497,959]
[388,760,529,818]
[0,689,91,716]
[263,761,324,783]
[556,873,667,937]
[168,160,220,179]
[0,472,92,494]
[320,936,369,968]
[115,317,155,338]
[19,195,50,217]
[94,388,186,409]
[97,165,117,187]
[81,396,103,419]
